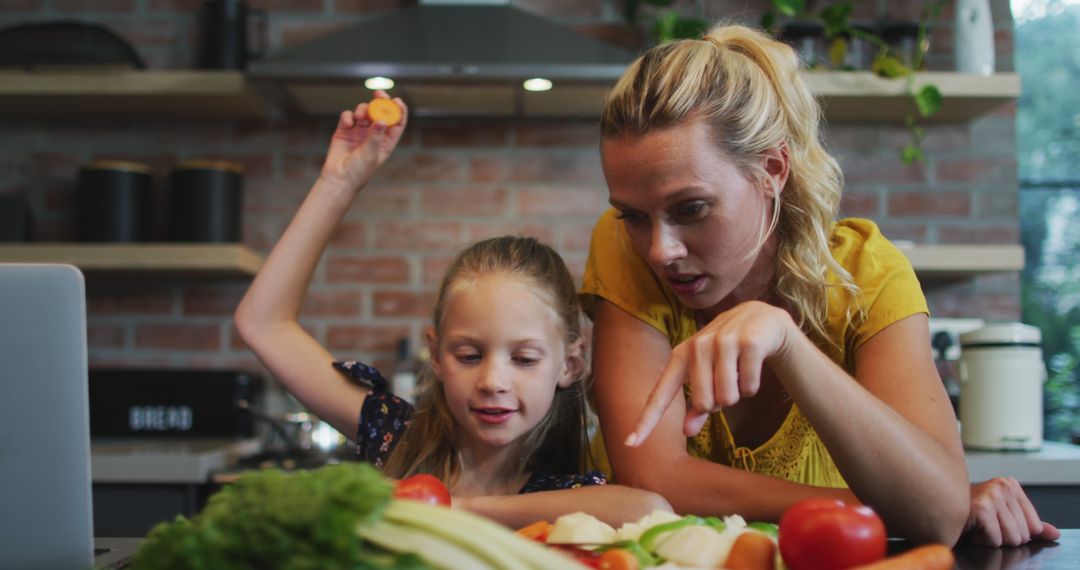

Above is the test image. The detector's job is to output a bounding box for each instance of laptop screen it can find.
[0,264,95,569]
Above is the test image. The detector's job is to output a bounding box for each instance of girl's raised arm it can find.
[235,93,408,437]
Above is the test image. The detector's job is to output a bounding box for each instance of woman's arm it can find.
[455,485,673,529]
[235,95,408,437]
[781,312,970,544]
[593,299,857,520]
[602,299,970,544]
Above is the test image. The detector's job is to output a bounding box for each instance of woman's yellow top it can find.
[580,211,929,488]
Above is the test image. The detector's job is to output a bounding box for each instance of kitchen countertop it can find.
[965,441,1080,485]
[894,528,1080,569]
[90,437,261,484]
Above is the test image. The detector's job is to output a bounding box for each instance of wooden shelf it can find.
[0,243,264,278]
[0,70,270,121]
[277,71,1019,121]
[902,244,1025,281]
[806,71,1020,124]
[0,69,1017,123]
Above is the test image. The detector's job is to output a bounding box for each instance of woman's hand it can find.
[318,90,408,193]
[964,477,1061,546]
[626,300,797,445]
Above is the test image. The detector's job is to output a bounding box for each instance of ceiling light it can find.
[523,78,553,92]
[365,76,395,90]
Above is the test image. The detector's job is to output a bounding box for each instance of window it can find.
[1014,0,1080,443]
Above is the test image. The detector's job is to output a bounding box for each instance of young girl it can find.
[234,93,670,529]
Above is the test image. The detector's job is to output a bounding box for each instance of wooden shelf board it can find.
[807,72,1020,124]
[0,70,1018,123]
[0,70,270,120]
[0,243,264,277]
[903,244,1025,280]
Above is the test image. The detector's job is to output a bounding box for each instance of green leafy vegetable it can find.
[132,464,409,569]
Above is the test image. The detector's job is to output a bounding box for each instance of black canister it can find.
[76,160,153,242]
[196,0,267,70]
[0,193,31,242]
[168,159,244,243]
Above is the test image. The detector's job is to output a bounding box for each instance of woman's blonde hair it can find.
[600,23,860,346]
[383,236,591,483]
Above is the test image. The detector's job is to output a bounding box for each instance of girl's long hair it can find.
[382,236,591,483]
[600,24,861,346]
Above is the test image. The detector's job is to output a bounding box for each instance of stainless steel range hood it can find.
[248,3,638,118]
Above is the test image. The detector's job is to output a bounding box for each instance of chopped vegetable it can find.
[638,516,704,552]
[597,541,659,568]
[516,520,554,542]
[746,521,779,538]
[723,530,776,570]
[547,511,618,546]
[653,525,734,568]
[132,463,585,570]
[615,510,684,542]
[599,548,640,570]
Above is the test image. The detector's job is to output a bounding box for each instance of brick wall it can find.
[0,0,1021,401]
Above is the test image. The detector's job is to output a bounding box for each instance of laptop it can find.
[0,264,139,569]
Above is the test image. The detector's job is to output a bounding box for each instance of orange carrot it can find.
[853,544,955,570]
[366,98,402,126]
[514,520,552,542]
[724,531,776,570]
[598,548,639,570]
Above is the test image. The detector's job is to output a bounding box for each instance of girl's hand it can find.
[319,90,408,193]
[626,300,797,445]
[964,477,1061,546]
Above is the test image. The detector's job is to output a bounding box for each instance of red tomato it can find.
[778,498,887,570]
[393,474,452,507]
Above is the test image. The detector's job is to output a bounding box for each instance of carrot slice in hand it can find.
[366,98,402,126]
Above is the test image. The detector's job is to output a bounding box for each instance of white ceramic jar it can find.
[958,322,1045,450]
[955,0,995,75]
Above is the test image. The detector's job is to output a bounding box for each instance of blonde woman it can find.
[583,24,1058,546]
[235,93,669,529]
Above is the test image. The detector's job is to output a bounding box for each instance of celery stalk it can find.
[358,519,494,569]
[383,500,587,570]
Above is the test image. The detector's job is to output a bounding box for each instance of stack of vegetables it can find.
[518,500,955,570]
[131,463,585,569]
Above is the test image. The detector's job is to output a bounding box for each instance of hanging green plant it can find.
[624,0,710,45]
[762,0,952,165]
